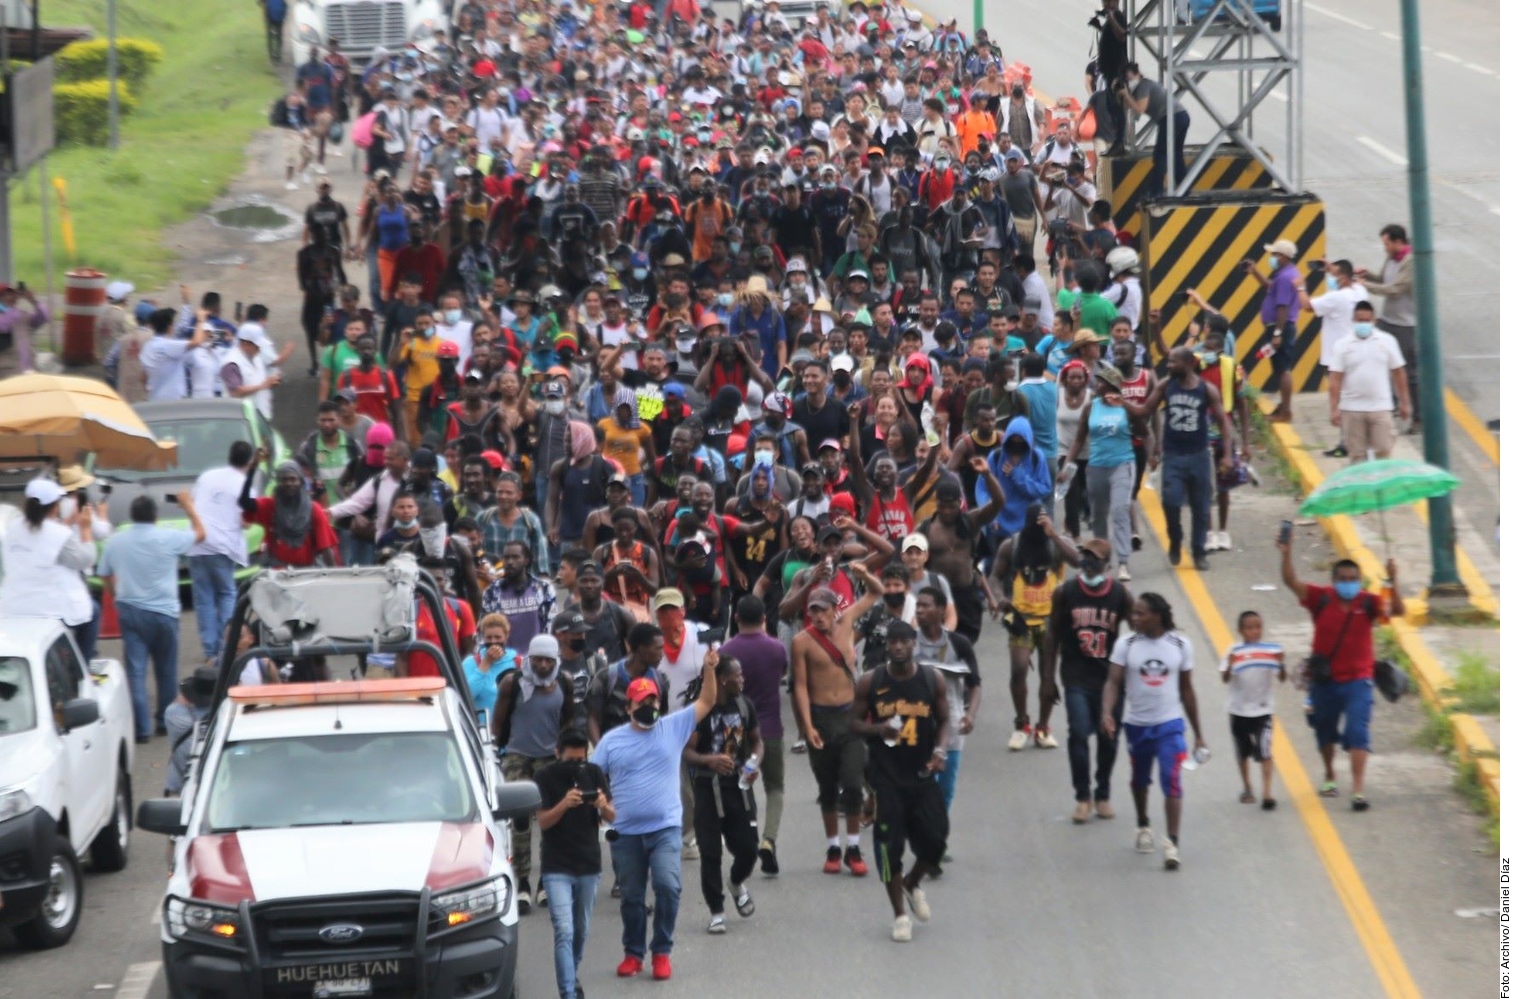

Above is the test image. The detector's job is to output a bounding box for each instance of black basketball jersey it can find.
[864,663,940,785]
[1052,577,1132,690]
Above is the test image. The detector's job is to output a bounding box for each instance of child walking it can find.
[1221,610,1286,809]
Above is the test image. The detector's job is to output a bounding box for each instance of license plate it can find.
[271,960,401,992]
[313,980,372,999]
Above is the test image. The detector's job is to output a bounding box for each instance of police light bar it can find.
[228,677,446,707]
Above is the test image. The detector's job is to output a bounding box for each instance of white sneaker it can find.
[300,170,312,185]
[1117,564,1131,582]
[729,879,754,917]
[1007,727,1031,752]
[682,839,700,862]
[1163,838,1181,870]
[905,885,931,923]
[707,914,727,934]
[315,164,329,175]
[891,914,912,942]
[1035,729,1059,750]
[1135,827,1155,854]
[284,180,299,190]
[1202,530,1220,552]
[1215,530,1233,551]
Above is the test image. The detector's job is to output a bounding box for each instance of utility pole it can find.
[107,0,119,149]
[973,0,982,35]
[1397,0,1463,595]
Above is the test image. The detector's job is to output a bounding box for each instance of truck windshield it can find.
[0,657,37,735]
[204,731,476,831]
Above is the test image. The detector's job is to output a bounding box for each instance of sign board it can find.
[2,56,55,174]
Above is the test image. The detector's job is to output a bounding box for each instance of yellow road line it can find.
[1134,486,1422,999]
[1443,388,1500,468]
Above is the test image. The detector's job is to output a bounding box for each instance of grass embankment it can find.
[10,0,277,288]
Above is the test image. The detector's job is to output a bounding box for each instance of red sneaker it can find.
[651,954,672,980]
[844,845,868,877]
[823,845,842,874]
[616,955,643,978]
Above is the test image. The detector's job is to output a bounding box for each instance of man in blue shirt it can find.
[1015,352,1060,476]
[1243,238,1302,421]
[591,649,718,983]
[97,493,205,742]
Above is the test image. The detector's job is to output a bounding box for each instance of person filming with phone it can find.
[1278,521,1403,812]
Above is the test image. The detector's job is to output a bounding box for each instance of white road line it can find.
[1303,2,1372,29]
[1356,136,1408,166]
[1380,30,1400,41]
[1435,51,1464,65]
[114,962,161,999]
[1466,62,1495,75]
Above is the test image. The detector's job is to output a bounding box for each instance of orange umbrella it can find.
[0,373,177,470]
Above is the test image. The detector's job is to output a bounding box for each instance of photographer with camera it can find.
[534,729,615,999]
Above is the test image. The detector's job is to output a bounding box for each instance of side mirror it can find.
[492,779,541,822]
[137,798,188,837]
[60,697,99,731]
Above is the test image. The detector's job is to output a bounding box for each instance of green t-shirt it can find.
[321,340,363,396]
[1074,291,1119,340]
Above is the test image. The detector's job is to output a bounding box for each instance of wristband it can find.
[932,747,947,758]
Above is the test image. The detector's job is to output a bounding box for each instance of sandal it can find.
[1261,798,1277,811]
[1351,795,1370,812]
[1238,791,1256,805]
[1317,781,1339,798]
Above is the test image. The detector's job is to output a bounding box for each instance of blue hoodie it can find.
[977,415,1053,537]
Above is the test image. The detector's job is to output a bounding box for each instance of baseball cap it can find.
[334,386,358,403]
[607,471,630,488]
[551,610,591,634]
[901,532,929,553]
[1263,238,1298,259]
[24,478,65,505]
[543,381,566,399]
[762,391,788,414]
[576,559,604,579]
[1079,538,1113,562]
[816,524,843,544]
[652,587,685,611]
[818,438,841,452]
[663,381,687,399]
[801,461,823,477]
[830,353,854,373]
[807,587,840,609]
[627,676,660,703]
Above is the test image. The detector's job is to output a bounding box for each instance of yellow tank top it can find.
[1011,564,1065,624]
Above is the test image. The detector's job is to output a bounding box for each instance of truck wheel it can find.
[89,766,132,872]
[14,838,84,949]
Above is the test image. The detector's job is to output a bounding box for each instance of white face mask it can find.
[545,398,567,415]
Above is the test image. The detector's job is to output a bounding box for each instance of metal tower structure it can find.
[1126,0,1304,196]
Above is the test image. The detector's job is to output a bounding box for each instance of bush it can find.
[54,79,138,147]
[55,38,164,90]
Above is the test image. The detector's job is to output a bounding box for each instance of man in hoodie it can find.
[976,415,1054,559]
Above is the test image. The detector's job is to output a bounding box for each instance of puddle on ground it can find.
[208,199,302,243]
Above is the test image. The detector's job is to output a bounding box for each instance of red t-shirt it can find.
[1302,584,1384,682]
[245,497,340,567]
[865,488,914,542]
[410,598,475,678]
[338,365,399,424]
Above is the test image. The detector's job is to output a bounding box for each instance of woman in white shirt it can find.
[0,478,97,656]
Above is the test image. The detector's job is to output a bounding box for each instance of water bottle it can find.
[882,715,905,748]
[737,759,759,791]
[1182,745,1212,772]
[1054,477,1071,504]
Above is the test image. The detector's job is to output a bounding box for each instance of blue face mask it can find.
[1325,274,1339,291]
[632,267,649,280]
[444,308,463,324]
[1334,580,1362,601]
[1353,322,1374,339]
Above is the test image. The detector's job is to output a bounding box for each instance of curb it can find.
[1261,405,1499,815]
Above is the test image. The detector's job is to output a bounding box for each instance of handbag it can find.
[1373,659,1410,703]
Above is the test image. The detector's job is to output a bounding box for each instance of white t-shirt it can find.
[1328,330,1405,412]
[189,465,251,565]
[1309,283,1367,371]
[1112,630,1193,727]
[599,322,640,370]
[1102,275,1144,328]
[434,318,474,359]
[1221,641,1284,717]
[185,342,226,399]
[141,337,191,400]
[466,105,510,150]
[657,620,712,709]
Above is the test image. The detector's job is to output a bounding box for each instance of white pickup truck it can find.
[0,618,135,948]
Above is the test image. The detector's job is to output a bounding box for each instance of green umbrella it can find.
[1299,458,1460,517]
[1298,458,1460,556]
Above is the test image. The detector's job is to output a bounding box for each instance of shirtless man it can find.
[917,463,1003,643]
[580,474,658,552]
[790,565,883,877]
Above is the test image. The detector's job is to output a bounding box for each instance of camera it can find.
[1088,10,1105,27]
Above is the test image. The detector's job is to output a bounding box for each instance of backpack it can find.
[351,110,378,149]
[268,97,288,128]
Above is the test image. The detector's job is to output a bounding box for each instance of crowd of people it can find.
[3,0,1418,994]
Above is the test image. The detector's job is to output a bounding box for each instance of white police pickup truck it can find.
[0,618,135,948]
[136,558,539,999]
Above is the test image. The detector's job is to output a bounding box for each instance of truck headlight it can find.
[296,23,322,44]
[430,876,508,930]
[0,787,32,823]
[166,897,241,942]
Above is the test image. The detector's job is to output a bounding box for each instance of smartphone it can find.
[1308,260,1326,273]
[165,494,180,506]
[1278,519,1293,545]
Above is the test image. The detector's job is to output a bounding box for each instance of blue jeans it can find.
[627,472,647,508]
[542,872,600,999]
[1310,678,1374,752]
[1161,449,1213,558]
[71,599,100,662]
[1066,684,1123,802]
[188,554,238,663]
[117,602,180,739]
[935,749,963,813]
[1151,107,1191,193]
[338,529,375,568]
[608,826,682,959]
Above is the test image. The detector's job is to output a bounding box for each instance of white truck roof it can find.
[228,699,451,741]
[0,616,68,651]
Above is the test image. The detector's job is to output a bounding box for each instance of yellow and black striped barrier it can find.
[1140,191,1328,393]
[1102,147,1275,233]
